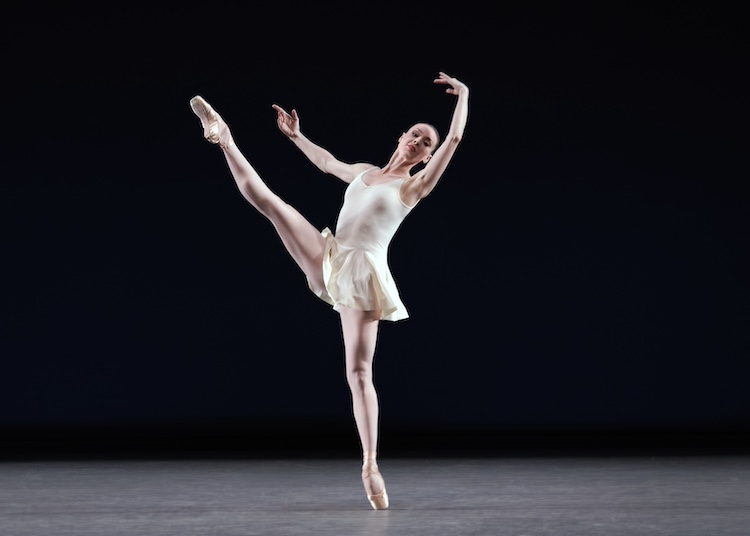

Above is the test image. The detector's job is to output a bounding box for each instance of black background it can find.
[2,3,748,456]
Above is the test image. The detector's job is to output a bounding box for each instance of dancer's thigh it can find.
[265,200,327,291]
[339,306,380,367]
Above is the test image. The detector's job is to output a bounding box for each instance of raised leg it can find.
[190,96,327,291]
[222,144,327,290]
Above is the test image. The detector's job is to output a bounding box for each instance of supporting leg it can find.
[339,305,389,509]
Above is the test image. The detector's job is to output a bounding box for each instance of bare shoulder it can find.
[331,162,378,184]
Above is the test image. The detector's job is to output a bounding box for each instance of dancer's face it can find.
[398,123,439,164]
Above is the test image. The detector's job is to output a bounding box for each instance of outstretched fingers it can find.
[433,71,466,95]
[271,104,300,137]
[272,103,289,122]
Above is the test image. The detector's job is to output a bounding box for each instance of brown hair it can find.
[425,123,441,152]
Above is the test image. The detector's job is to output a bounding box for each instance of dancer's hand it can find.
[272,104,300,138]
[433,71,468,96]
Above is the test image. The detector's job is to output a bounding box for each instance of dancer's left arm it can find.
[402,72,469,204]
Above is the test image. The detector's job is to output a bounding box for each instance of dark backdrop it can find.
[2,4,747,455]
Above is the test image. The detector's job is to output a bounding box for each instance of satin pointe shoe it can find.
[189,95,234,148]
[362,463,389,510]
[367,487,389,510]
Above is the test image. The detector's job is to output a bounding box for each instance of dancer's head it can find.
[397,123,440,165]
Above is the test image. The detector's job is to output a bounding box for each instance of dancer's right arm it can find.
[272,104,372,184]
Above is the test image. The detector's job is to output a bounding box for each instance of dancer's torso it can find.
[334,169,415,255]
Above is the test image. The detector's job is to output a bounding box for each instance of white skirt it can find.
[307,228,409,321]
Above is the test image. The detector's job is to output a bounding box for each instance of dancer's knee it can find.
[257,196,280,216]
[235,178,281,217]
[347,367,373,392]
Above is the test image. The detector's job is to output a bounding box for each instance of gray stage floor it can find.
[1,455,748,535]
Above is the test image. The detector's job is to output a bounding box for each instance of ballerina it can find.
[190,72,469,509]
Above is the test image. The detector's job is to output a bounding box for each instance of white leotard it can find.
[307,168,416,321]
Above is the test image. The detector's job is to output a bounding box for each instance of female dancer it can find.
[189,72,469,509]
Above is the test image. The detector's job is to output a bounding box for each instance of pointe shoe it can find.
[189,95,234,148]
[362,464,389,510]
[367,488,390,510]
